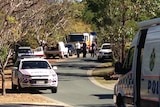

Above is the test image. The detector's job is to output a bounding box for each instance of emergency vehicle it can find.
[12,58,58,93]
[113,18,160,107]
[67,32,97,52]
[83,32,97,52]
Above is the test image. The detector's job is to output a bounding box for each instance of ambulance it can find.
[113,18,160,107]
[83,32,97,52]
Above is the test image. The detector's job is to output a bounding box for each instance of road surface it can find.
[42,54,115,107]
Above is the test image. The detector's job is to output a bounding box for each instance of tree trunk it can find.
[121,1,126,63]
[122,34,125,63]
[1,70,6,95]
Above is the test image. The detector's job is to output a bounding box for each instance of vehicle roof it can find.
[18,47,31,49]
[20,57,48,62]
[69,33,83,35]
[102,43,111,45]
[138,18,160,28]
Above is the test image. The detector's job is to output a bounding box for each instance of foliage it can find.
[0,46,9,63]
[65,1,92,35]
[82,0,160,61]
[0,0,46,95]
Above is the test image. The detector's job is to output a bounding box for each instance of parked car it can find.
[33,46,45,58]
[97,43,113,62]
[65,43,76,56]
[44,42,69,58]
[17,46,34,59]
[11,58,58,93]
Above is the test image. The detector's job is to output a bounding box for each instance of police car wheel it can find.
[51,87,57,93]
[18,79,22,91]
[12,82,17,90]
[116,94,125,107]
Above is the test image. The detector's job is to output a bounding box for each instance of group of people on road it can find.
[75,41,97,58]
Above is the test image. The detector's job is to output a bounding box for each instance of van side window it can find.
[123,47,135,73]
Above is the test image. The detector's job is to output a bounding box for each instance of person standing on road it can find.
[91,41,97,57]
[82,41,87,58]
[75,41,81,58]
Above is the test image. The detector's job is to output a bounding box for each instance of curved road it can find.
[43,54,115,107]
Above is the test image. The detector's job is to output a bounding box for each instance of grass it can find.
[92,62,117,85]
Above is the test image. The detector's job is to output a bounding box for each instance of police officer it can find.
[82,41,87,58]
[75,41,81,58]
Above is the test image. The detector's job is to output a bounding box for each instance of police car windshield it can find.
[18,49,32,53]
[102,45,111,49]
[21,61,51,69]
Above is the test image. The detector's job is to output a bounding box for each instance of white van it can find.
[113,18,160,107]
[44,41,69,58]
[58,41,69,57]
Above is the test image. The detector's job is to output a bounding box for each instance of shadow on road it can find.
[0,88,46,94]
[92,94,113,99]
[0,104,64,107]
[77,104,115,107]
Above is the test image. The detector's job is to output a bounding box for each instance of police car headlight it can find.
[108,52,112,54]
[99,52,104,55]
[21,74,31,79]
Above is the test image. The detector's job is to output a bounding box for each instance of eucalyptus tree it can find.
[82,0,114,47]
[0,0,44,95]
[31,0,76,46]
[0,0,23,95]
[66,0,93,34]
[82,0,160,62]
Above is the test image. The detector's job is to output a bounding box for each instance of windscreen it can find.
[102,45,111,49]
[21,61,51,69]
[68,35,84,42]
[18,49,32,53]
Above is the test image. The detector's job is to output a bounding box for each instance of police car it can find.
[97,43,113,61]
[17,47,34,58]
[11,58,58,93]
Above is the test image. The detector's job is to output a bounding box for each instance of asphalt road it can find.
[41,54,115,107]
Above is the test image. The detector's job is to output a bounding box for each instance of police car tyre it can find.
[18,79,22,91]
[12,82,17,90]
[97,58,101,61]
[51,87,57,93]
[116,94,125,107]
[97,58,103,62]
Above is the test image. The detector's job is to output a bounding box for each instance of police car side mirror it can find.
[114,61,123,74]
[52,66,57,70]
[12,67,18,71]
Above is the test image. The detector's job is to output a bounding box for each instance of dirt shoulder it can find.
[91,62,118,90]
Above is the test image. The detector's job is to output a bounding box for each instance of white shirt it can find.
[75,42,81,49]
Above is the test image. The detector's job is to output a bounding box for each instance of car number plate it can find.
[36,81,44,84]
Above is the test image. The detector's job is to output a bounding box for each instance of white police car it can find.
[11,58,58,93]
[97,43,113,61]
[17,46,34,59]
